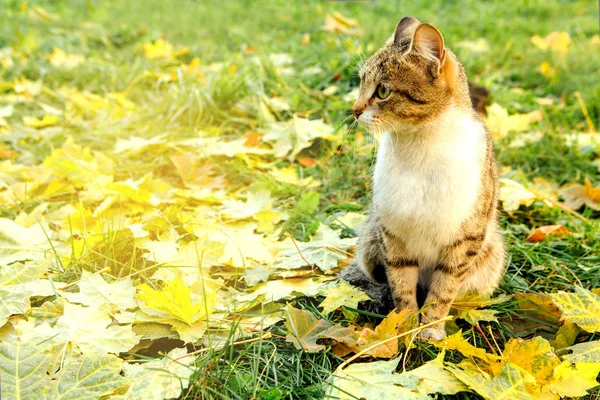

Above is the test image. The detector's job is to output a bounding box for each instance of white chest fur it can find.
[372,107,485,268]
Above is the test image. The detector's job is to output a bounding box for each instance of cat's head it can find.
[352,17,470,133]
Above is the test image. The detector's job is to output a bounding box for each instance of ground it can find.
[0,0,599,399]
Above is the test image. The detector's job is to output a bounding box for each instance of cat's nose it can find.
[352,106,364,119]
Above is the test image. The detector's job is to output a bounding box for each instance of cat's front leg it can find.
[379,223,419,312]
[419,233,486,340]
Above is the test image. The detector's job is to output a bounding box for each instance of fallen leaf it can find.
[123,347,195,400]
[46,47,85,68]
[323,12,362,36]
[406,350,469,395]
[562,340,600,363]
[297,157,316,167]
[550,287,600,332]
[525,225,569,242]
[285,304,331,352]
[301,33,310,46]
[558,178,600,210]
[448,363,535,400]
[435,330,500,364]
[45,353,125,399]
[326,358,428,400]
[263,115,336,160]
[0,341,52,398]
[531,32,571,54]
[23,115,61,128]
[546,361,600,397]
[551,321,582,350]
[486,103,543,138]
[319,279,370,314]
[278,224,356,271]
[137,276,217,326]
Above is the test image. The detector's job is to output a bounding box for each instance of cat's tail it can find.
[339,262,394,316]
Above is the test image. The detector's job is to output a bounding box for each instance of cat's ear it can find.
[392,17,420,46]
[410,23,446,65]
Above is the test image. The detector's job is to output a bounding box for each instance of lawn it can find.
[0,0,599,399]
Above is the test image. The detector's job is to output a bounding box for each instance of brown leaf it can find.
[243,131,262,147]
[297,157,316,167]
[525,225,569,242]
[323,309,414,359]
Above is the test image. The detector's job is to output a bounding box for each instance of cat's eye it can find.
[375,84,391,100]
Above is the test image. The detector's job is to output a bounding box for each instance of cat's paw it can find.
[418,327,445,341]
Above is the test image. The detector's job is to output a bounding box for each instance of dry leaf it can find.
[322,12,362,36]
[525,225,569,242]
[531,32,572,54]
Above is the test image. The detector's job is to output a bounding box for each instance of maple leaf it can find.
[322,12,362,37]
[451,293,510,325]
[486,103,543,138]
[319,279,370,314]
[43,138,114,187]
[44,353,125,399]
[324,309,415,359]
[447,363,535,400]
[0,219,50,266]
[22,114,61,128]
[546,361,600,397]
[550,287,600,332]
[0,341,53,399]
[525,224,569,242]
[498,337,561,392]
[278,224,356,271]
[137,276,217,326]
[551,320,582,350]
[563,340,600,363]
[237,276,334,303]
[143,38,189,60]
[285,304,331,352]
[263,115,336,160]
[435,330,501,364]
[531,32,572,54]
[558,178,600,210]
[218,223,275,267]
[59,271,137,311]
[20,303,140,354]
[326,358,428,400]
[46,47,85,68]
[221,190,273,220]
[405,351,469,395]
[123,347,195,400]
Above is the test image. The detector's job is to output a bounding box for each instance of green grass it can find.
[1,0,600,399]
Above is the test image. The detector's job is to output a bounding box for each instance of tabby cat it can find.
[348,17,505,340]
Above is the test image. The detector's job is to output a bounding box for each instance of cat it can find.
[342,17,506,340]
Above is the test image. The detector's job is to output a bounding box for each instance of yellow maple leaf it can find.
[143,38,189,60]
[558,178,600,210]
[322,12,362,36]
[485,103,543,138]
[23,115,61,128]
[46,47,85,68]
[547,361,600,397]
[435,330,501,364]
[531,32,571,54]
[144,38,174,60]
[137,276,216,325]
